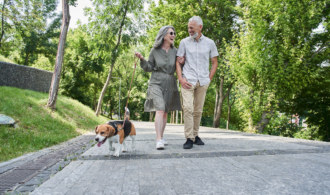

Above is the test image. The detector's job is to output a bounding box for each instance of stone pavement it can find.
[11,122,330,194]
[0,135,95,195]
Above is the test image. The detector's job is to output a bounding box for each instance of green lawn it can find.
[0,86,109,162]
[0,55,15,64]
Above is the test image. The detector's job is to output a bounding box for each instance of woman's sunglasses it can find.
[168,32,176,36]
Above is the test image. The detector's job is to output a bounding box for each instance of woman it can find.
[135,26,182,150]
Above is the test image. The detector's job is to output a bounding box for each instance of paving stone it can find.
[4,122,330,195]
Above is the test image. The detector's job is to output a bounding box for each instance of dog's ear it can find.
[95,125,99,133]
[106,126,114,137]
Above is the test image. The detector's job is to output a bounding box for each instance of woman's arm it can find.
[135,50,155,72]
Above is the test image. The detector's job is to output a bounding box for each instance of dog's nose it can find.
[95,138,99,142]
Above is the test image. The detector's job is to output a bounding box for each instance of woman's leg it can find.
[155,110,165,141]
[161,112,168,138]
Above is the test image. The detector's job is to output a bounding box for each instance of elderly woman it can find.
[135,26,183,149]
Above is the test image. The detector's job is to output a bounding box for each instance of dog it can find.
[95,118,136,157]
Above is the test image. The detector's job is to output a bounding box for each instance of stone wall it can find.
[0,61,53,93]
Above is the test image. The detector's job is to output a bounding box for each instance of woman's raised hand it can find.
[135,52,144,60]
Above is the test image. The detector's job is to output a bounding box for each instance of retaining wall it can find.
[0,61,53,93]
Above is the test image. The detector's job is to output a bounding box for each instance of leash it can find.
[118,54,139,131]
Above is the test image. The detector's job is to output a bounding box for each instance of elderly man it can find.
[176,16,218,149]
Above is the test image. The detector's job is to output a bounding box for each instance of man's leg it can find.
[193,82,209,138]
[181,83,195,141]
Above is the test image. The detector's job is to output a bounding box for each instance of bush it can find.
[264,114,303,137]
[294,125,324,141]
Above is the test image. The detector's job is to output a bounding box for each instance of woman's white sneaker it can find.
[156,140,164,150]
[161,138,168,145]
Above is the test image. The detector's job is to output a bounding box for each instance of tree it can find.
[60,26,104,108]
[227,87,236,130]
[92,0,145,116]
[228,0,330,133]
[280,68,330,141]
[47,0,77,109]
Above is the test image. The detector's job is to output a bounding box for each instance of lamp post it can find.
[112,77,121,119]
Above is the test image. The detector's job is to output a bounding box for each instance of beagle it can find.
[95,119,136,157]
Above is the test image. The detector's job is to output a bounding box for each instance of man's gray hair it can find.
[189,16,203,26]
[153,25,175,49]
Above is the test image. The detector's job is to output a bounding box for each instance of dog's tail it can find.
[125,107,130,120]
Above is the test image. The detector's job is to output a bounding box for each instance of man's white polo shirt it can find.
[177,34,218,86]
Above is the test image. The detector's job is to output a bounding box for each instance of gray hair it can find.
[189,16,203,26]
[153,25,175,49]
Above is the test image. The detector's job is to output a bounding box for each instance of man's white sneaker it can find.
[156,140,164,150]
[161,138,168,145]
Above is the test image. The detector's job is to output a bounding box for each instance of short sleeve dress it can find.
[140,47,182,113]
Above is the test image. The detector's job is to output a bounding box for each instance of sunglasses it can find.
[168,32,176,36]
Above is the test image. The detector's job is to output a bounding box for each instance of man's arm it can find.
[176,58,192,89]
[209,56,218,81]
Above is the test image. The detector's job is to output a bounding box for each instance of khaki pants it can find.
[181,81,209,140]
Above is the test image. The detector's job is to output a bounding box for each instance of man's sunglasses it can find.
[168,32,176,36]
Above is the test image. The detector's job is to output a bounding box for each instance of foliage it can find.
[264,113,302,137]
[0,86,109,162]
[60,26,104,108]
[103,46,150,120]
[227,0,330,132]
[201,116,238,130]
[0,54,15,63]
[279,68,330,141]
[3,0,61,65]
[294,126,323,141]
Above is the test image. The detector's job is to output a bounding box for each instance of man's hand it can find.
[135,52,144,60]
[179,78,192,89]
[177,55,185,65]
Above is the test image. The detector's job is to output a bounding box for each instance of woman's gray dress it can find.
[140,47,182,113]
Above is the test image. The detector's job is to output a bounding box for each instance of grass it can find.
[0,86,109,162]
[0,54,15,64]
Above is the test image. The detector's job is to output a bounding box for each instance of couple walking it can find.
[135,16,218,150]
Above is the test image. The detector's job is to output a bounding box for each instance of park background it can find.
[0,0,329,161]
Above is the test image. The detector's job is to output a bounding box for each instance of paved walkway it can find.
[8,122,330,194]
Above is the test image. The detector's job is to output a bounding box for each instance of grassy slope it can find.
[0,55,15,64]
[0,86,109,162]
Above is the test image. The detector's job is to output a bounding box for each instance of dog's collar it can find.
[108,122,120,135]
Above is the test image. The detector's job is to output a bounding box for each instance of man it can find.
[176,16,218,149]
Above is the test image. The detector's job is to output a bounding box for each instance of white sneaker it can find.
[161,138,168,145]
[156,140,164,150]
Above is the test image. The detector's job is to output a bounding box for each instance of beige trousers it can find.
[181,81,209,140]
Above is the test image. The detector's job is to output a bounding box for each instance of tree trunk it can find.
[248,88,255,131]
[95,0,129,116]
[255,107,275,133]
[47,0,70,109]
[213,77,233,128]
[0,0,6,48]
[227,94,235,130]
[149,112,154,122]
[24,52,30,66]
[213,89,219,120]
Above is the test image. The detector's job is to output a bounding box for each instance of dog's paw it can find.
[113,152,120,157]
